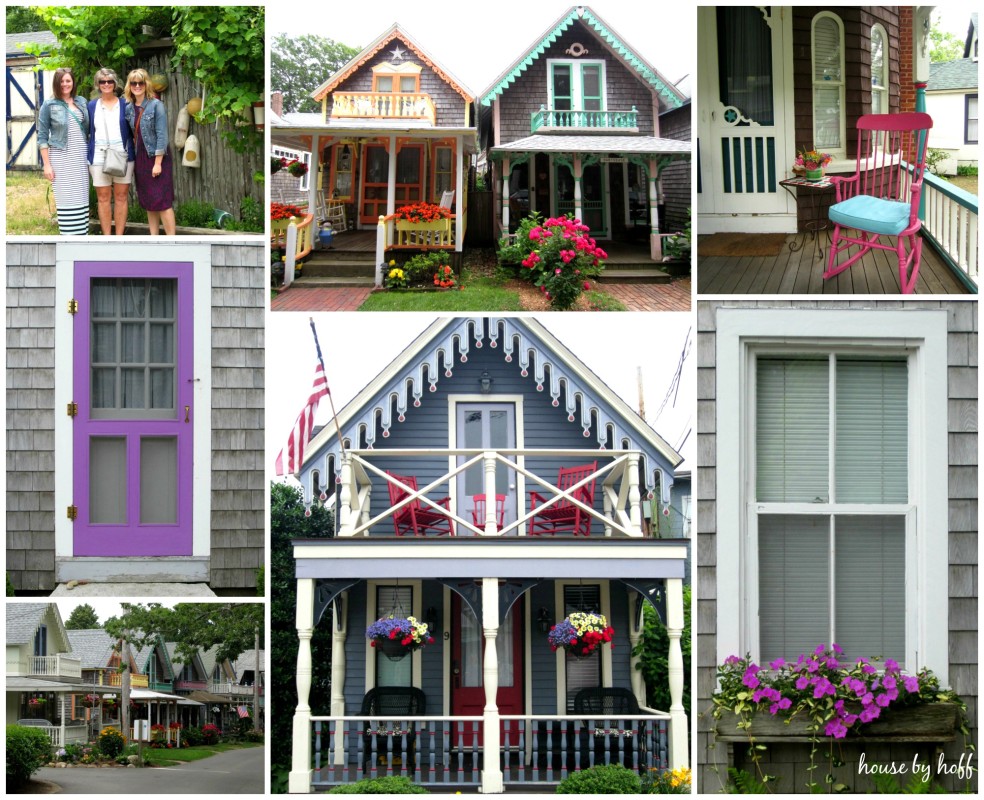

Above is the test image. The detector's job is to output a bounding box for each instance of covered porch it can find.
[289,541,688,793]
[6,676,110,748]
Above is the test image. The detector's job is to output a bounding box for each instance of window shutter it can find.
[835,360,908,503]
[834,516,905,664]
[756,359,830,502]
[758,515,830,661]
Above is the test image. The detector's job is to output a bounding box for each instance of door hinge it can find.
[67,401,78,417]
[68,298,79,315]
[67,505,78,521]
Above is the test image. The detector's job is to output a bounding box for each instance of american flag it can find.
[236,705,250,719]
[275,320,330,476]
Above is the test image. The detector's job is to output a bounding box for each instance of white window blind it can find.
[871,26,887,114]
[812,14,845,151]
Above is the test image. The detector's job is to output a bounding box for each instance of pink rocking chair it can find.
[824,112,933,294]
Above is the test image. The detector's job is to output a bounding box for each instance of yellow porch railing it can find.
[272,213,314,260]
[331,92,436,125]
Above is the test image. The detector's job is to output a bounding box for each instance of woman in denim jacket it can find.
[125,68,176,235]
[37,67,91,234]
[87,67,135,236]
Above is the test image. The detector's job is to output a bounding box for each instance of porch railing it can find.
[209,681,258,695]
[336,449,650,538]
[919,170,979,289]
[310,712,668,790]
[375,214,465,285]
[30,654,81,679]
[274,214,315,289]
[331,92,436,125]
[29,723,88,749]
[104,673,149,689]
[531,106,639,133]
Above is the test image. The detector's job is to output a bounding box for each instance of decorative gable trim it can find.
[479,6,684,109]
[312,27,473,103]
[300,317,680,505]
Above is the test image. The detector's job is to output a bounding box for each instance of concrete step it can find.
[301,260,374,278]
[597,268,673,284]
[291,275,376,289]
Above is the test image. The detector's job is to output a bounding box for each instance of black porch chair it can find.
[573,687,643,770]
[359,687,426,772]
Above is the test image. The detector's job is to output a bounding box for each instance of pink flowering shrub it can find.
[498,213,606,309]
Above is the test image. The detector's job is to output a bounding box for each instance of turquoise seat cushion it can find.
[829,195,911,236]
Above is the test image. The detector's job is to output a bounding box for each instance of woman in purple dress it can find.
[124,68,176,235]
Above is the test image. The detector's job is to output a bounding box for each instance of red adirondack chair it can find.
[528,462,597,536]
[470,493,506,531]
[824,112,933,294]
[385,472,453,536]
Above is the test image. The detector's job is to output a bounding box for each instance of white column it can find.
[338,453,354,534]
[481,578,504,793]
[289,578,315,793]
[309,134,322,212]
[626,592,646,703]
[648,158,662,261]
[455,134,464,252]
[573,156,583,222]
[483,451,498,535]
[628,452,643,537]
[666,578,689,769]
[375,216,386,288]
[386,136,398,217]
[501,157,511,232]
[330,594,348,766]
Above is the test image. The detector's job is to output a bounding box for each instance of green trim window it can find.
[549,60,606,112]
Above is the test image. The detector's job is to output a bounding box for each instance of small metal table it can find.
[779,175,836,260]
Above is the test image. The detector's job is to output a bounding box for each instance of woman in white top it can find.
[86,68,135,236]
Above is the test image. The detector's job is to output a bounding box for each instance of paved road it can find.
[30,746,265,794]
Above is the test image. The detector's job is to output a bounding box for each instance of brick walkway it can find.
[271,286,373,312]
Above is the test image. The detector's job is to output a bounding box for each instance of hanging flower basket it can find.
[270,156,285,175]
[548,612,615,658]
[27,697,46,708]
[80,694,101,708]
[366,615,434,662]
[102,698,117,709]
[286,159,309,178]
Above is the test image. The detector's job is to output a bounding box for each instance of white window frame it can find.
[811,12,846,158]
[273,145,311,192]
[547,59,607,112]
[715,308,948,683]
[870,24,889,115]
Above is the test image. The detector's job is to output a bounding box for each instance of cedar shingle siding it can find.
[696,300,978,793]
[659,103,691,235]
[5,243,264,593]
[495,23,659,144]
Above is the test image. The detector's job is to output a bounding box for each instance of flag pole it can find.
[309,317,346,456]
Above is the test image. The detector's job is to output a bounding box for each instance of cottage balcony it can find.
[331,92,436,125]
[103,673,150,689]
[333,448,657,538]
[531,105,639,133]
[210,681,262,696]
[29,654,82,680]
[309,710,670,791]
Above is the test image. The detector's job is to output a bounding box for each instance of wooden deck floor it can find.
[697,233,971,294]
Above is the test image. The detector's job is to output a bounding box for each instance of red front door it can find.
[451,596,524,746]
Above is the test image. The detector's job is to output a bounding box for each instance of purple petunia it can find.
[904,675,920,693]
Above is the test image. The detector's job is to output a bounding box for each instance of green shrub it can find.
[182,725,204,746]
[175,199,218,229]
[243,729,264,743]
[956,164,978,177]
[128,203,149,224]
[240,196,264,232]
[6,572,14,596]
[328,776,428,793]
[98,726,125,758]
[556,763,642,794]
[6,724,53,788]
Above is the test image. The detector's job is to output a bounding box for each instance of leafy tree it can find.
[271,33,359,114]
[271,480,333,790]
[64,603,99,629]
[5,7,47,34]
[929,13,963,63]
[632,585,691,716]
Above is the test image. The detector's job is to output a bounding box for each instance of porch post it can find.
[480,577,504,793]
[375,217,386,288]
[338,453,355,535]
[573,156,583,222]
[289,578,315,793]
[483,451,498,535]
[647,157,662,261]
[386,135,398,217]
[626,592,646,704]
[665,577,689,769]
[309,135,322,213]
[628,452,643,537]
[501,157,511,233]
[455,134,464,252]
[330,594,348,766]
[58,693,66,749]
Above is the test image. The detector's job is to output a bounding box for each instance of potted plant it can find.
[27,697,46,709]
[286,159,308,178]
[80,693,101,708]
[366,615,435,661]
[270,156,286,175]
[794,148,832,180]
[547,611,615,658]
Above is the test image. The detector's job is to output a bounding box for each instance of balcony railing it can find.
[920,170,979,289]
[531,106,638,133]
[331,92,436,125]
[310,712,668,790]
[334,449,651,538]
[30,654,81,680]
[210,681,259,695]
[104,673,149,689]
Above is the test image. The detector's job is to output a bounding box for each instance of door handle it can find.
[184,405,190,423]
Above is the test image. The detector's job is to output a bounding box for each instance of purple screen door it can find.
[73,262,194,556]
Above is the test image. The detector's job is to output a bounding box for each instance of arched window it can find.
[871,24,889,115]
[812,13,846,157]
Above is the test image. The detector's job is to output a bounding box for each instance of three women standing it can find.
[37,68,91,235]
[87,68,134,236]
[125,69,176,235]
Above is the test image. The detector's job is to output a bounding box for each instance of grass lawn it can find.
[141,740,262,767]
[6,171,60,235]
[358,269,523,311]
[947,173,978,196]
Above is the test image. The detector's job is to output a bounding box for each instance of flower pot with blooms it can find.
[394,202,451,224]
[80,693,100,708]
[512,215,607,310]
[366,615,435,661]
[286,159,308,178]
[794,147,832,180]
[27,697,46,708]
[271,156,286,174]
[433,264,456,289]
[270,203,304,222]
[548,612,615,658]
